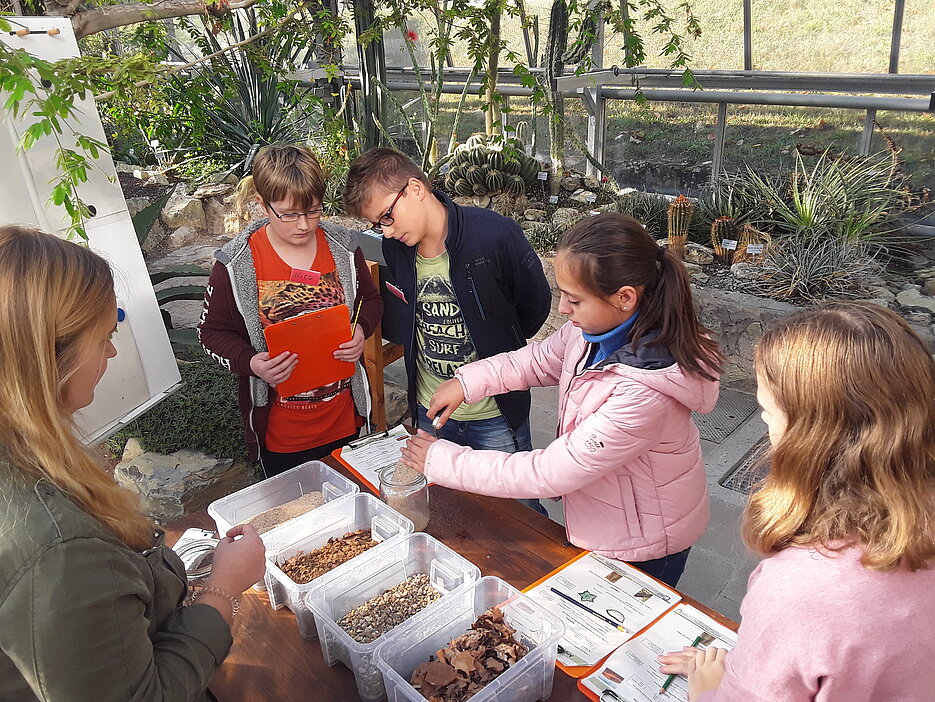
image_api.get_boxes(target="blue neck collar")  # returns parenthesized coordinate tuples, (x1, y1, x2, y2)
(582, 312, 640, 366)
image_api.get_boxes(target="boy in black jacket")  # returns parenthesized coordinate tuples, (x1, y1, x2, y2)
(344, 148, 551, 511)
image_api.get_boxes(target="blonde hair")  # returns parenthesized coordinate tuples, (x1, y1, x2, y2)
(234, 144, 327, 214)
(745, 302, 935, 571)
(343, 147, 431, 216)
(0, 226, 154, 550)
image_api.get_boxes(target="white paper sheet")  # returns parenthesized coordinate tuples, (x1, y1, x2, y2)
(580, 604, 737, 702)
(337, 425, 410, 492)
(525, 553, 682, 667)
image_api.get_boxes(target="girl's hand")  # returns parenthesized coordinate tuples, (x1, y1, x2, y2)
(250, 351, 298, 386)
(428, 378, 466, 430)
(334, 325, 366, 363)
(206, 524, 266, 594)
(400, 430, 438, 473)
(658, 647, 727, 701)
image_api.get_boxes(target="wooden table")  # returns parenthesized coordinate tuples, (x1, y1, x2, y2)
(166, 460, 736, 701)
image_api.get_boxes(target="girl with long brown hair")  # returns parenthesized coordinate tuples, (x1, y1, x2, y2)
(402, 213, 724, 586)
(659, 302, 935, 700)
(0, 226, 265, 700)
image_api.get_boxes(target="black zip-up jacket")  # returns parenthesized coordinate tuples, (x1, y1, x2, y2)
(381, 191, 552, 432)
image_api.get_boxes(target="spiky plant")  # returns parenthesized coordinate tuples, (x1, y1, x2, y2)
(667, 195, 694, 259)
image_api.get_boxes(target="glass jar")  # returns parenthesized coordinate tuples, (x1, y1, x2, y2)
(379, 463, 430, 531)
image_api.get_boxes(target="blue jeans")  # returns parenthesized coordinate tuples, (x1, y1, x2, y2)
(416, 405, 547, 515)
(628, 547, 692, 588)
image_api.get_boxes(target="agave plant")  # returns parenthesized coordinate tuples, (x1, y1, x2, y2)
(616, 191, 672, 239)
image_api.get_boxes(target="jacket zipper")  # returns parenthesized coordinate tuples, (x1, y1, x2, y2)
(465, 265, 487, 321)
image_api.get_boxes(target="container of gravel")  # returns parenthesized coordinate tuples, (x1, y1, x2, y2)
(262, 493, 414, 639)
(305, 533, 481, 701)
(208, 461, 359, 590)
(375, 577, 564, 702)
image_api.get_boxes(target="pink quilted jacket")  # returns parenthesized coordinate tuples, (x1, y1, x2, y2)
(424, 321, 719, 562)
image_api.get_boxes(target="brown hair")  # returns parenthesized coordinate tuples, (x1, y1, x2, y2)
(234, 144, 326, 212)
(746, 302, 935, 571)
(343, 147, 431, 216)
(557, 213, 723, 380)
(0, 226, 154, 550)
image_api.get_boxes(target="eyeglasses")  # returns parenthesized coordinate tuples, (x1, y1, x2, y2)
(370, 184, 408, 233)
(266, 202, 323, 223)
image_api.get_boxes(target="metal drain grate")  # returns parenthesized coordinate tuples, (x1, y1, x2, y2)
(692, 388, 760, 443)
(719, 436, 771, 494)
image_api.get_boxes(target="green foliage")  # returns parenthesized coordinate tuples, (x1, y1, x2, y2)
(443, 133, 540, 197)
(616, 190, 672, 238)
(131, 191, 173, 244)
(107, 351, 250, 462)
(523, 221, 564, 254)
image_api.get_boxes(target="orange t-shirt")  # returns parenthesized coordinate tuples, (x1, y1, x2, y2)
(250, 226, 358, 452)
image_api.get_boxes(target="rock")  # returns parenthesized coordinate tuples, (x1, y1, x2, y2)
(168, 226, 199, 248)
(583, 175, 602, 190)
(855, 298, 892, 308)
(141, 220, 168, 256)
(901, 282, 922, 292)
(114, 162, 137, 174)
(552, 207, 584, 229)
(691, 272, 709, 285)
(143, 170, 170, 185)
(908, 312, 932, 326)
(524, 209, 547, 222)
(148, 244, 218, 273)
(192, 183, 235, 199)
(896, 289, 935, 314)
(569, 188, 598, 205)
(513, 194, 529, 212)
(868, 286, 896, 303)
(490, 193, 515, 215)
(922, 280, 935, 297)
(471, 195, 491, 208)
(684, 243, 715, 265)
(160, 184, 206, 233)
(683, 261, 702, 274)
(114, 449, 258, 522)
(597, 201, 619, 213)
(125, 196, 152, 217)
(560, 175, 581, 192)
(452, 195, 474, 207)
(730, 262, 760, 280)
(121, 437, 145, 462)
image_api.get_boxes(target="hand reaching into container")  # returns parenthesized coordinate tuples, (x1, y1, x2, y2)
(400, 430, 438, 474)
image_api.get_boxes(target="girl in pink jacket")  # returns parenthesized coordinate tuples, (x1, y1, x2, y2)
(402, 213, 724, 586)
(659, 303, 935, 701)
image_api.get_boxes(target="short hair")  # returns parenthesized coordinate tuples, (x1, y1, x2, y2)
(245, 144, 327, 211)
(343, 148, 431, 216)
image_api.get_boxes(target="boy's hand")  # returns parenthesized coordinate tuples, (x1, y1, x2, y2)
(658, 647, 727, 701)
(334, 326, 365, 363)
(428, 378, 466, 430)
(250, 351, 298, 386)
(400, 430, 438, 473)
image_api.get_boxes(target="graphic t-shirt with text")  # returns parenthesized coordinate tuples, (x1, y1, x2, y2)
(414, 251, 499, 421)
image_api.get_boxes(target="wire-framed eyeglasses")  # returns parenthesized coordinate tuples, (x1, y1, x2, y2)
(266, 202, 324, 223)
(370, 184, 408, 233)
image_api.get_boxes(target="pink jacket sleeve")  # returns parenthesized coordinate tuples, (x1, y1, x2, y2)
(455, 323, 573, 404)
(424, 379, 673, 498)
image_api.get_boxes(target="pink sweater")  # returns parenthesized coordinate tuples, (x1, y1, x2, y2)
(698, 545, 935, 702)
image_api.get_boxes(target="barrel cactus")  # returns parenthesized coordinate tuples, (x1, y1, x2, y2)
(666, 195, 694, 260)
(444, 135, 541, 198)
(710, 216, 737, 265)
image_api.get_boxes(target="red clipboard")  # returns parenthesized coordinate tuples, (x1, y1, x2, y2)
(262, 304, 355, 397)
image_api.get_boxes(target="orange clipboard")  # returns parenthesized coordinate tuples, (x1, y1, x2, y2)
(523, 551, 683, 679)
(262, 304, 355, 398)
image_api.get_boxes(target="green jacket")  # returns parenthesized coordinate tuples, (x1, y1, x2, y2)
(0, 466, 232, 701)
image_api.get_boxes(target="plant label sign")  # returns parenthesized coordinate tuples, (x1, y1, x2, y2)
(538, 171, 549, 181)
(585, 193, 597, 203)
(589, 210, 601, 216)
(439, 164, 451, 174)
(746, 243, 765, 255)
(548, 195, 559, 204)
(721, 239, 739, 251)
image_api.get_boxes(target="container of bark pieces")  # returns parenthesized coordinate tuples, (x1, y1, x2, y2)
(207, 461, 359, 589)
(375, 576, 564, 702)
(304, 533, 481, 701)
(262, 493, 414, 639)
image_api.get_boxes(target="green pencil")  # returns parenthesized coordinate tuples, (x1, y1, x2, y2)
(659, 634, 704, 694)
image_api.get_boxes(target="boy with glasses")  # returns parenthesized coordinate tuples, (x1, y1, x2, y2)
(344, 148, 551, 512)
(199, 144, 383, 475)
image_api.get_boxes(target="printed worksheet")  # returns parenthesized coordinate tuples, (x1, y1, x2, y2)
(335, 425, 409, 493)
(580, 604, 737, 702)
(526, 553, 681, 669)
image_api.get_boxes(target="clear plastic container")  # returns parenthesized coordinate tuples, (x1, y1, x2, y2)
(207, 461, 359, 589)
(379, 466, 430, 531)
(304, 533, 482, 701)
(262, 493, 414, 640)
(375, 576, 564, 702)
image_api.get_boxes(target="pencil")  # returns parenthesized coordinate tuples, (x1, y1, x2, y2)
(350, 299, 363, 336)
(659, 634, 704, 694)
(549, 587, 627, 633)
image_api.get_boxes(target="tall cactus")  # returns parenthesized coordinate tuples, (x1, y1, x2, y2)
(667, 195, 694, 259)
(710, 216, 737, 265)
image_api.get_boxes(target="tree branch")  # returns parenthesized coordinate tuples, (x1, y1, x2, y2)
(69, 0, 258, 39)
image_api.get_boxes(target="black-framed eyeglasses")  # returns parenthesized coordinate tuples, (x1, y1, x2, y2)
(370, 184, 408, 233)
(266, 202, 324, 223)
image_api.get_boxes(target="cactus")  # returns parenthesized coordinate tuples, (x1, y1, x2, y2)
(734, 224, 771, 265)
(444, 135, 541, 198)
(667, 195, 694, 259)
(710, 217, 737, 265)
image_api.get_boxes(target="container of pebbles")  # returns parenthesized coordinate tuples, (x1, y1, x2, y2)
(262, 493, 414, 639)
(375, 576, 564, 702)
(208, 461, 359, 589)
(304, 533, 481, 701)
